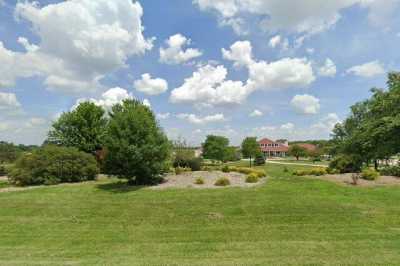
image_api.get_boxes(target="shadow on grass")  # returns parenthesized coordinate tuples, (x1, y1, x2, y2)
(96, 181, 145, 193)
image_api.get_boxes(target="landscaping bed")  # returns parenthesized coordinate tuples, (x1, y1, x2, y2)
(313, 173, 400, 187)
(151, 171, 265, 190)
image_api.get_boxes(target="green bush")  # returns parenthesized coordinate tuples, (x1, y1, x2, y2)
(380, 166, 400, 177)
(8, 146, 99, 186)
(188, 158, 202, 171)
(361, 168, 380, 181)
(235, 167, 253, 175)
(328, 155, 362, 174)
(194, 177, 205, 185)
(175, 167, 191, 175)
(246, 173, 259, 183)
(293, 168, 327, 176)
(327, 167, 340, 174)
(222, 165, 230, 173)
(214, 177, 230, 186)
(0, 165, 7, 176)
(254, 153, 265, 166)
(283, 166, 289, 173)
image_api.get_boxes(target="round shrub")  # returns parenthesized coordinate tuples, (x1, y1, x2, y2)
(310, 168, 327, 176)
(246, 173, 259, 183)
(361, 168, 380, 181)
(328, 155, 362, 174)
(254, 153, 265, 166)
(252, 170, 266, 178)
(194, 177, 205, 185)
(222, 165, 230, 173)
(293, 170, 307, 176)
(9, 146, 99, 186)
(188, 158, 202, 171)
(380, 166, 400, 177)
(214, 177, 230, 186)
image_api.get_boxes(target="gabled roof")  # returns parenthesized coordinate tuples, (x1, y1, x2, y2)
(258, 138, 275, 144)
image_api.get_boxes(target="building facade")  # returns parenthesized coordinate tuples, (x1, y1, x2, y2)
(258, 138, 289, 158)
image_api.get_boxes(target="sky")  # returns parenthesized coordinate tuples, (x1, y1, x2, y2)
(0, 0, 399, 146)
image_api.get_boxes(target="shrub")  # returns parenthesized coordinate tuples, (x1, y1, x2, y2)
(328, 155, 362, 174)
(254, 153, 265, 166)
(214, 177, 230, 186)
(327, 168, 340, 174)
(188, 158, 202, 171)
(361, 168, 380, 181)
(293, 170, 308, 176)
(222, 165, 230, 173)
(8, 146, 99, 186)
(0, 165, 7, 176)
(380, 166, 400, 177)
(283, 166, 289, 173)
(252, 170, 266, 178)
(246, 173, 259, 183)
(175, 167, 191, 175)
(235, 167, 254, 175)
(194, 177, 205, 185)
(310, 168, 327, 176)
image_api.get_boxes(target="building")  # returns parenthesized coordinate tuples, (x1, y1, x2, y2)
(258, 138, 289, 158)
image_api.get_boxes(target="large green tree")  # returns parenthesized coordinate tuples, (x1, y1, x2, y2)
(202, 135, 229, 162)
(241, 137, 261, 167)
(288, 145, 307, 161)
(104, 99, 171, 185)
(47, 102, 107, 154)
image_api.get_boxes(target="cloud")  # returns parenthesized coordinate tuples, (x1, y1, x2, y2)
(1, 0, 152, 93)
(74, 87, 133, 111)
(291, 94, 320, 115)
(311, 113, 341, 132)
(222, 40, 254, 67)
(346, 60, 385, 78)
(269, 35, 289, 50)
(143, 99, 151, 108)
(177, 113, 226, 125)
(0, 92, 21, 110)
(156, 113, 170, 120)
(318, 58, 337, 77)
(170, 64, 250, 106)
(194, 0, 400, 37)
(134, 73, 168, 95)
(246, 57, 315, 91)
(249, 109, 263, 117)
(159, 34, 202, 65)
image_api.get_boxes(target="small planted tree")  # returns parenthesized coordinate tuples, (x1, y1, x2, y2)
(104, 99, 171, 185)
(241, 137, 261, 167)
(288, 145, 307, 161)
(254, 152, 265, 166)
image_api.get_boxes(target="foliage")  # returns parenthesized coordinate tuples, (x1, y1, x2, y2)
(175, 167, 191, 175)
(293, 168, 327, 176)
(225, 146, 241, 162)
(47, 102, 107, 154)
(0, 165, 7, 176)
(361, 168, 380, 181)
(202, 159, 223, 166)
(226, 166, 266, 178)
(288, 145, 308, 161)
(379, 165, 400, 177)
(194, 177, 205, 185)
(214, 177, 230, 186)
(202, 135, 230, 162)
(0, 142, 38, 164)
(8, 146, 99, 186)
(328, 155, 362, 174)
(241, 137, 261, 167)
(172, 138, 198, 170)
(201, 166, 220, 172)
(222, 165, 230, 173)
(246, 173, 259, 183)
(103, 100, 171, 185)
(331, 73, 400, 169)
(254, 153, 265, 166)
(283, 166, 289, 173)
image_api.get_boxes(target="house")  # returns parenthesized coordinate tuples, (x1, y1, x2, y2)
(258, 138, 289, 158)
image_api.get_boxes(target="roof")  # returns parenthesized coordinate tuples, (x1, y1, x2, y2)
(258, 138, 289, 152)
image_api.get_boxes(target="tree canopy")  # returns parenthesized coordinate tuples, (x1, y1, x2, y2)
(288, 145, 307, 161)
(104, 99, 171, 185)
(47, 102, 107, 154)
(202, 135, 229, 162)
(241, 137, 261, 167)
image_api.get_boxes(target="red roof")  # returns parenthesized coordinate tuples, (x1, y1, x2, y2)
(258, 138, 289, 152)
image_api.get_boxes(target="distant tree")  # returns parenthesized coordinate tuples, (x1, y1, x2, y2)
(202, 135, 229, 162)
(0, 142, 19, 163)
(47, 102, 107, 154)
(225, 146, 241, 162)
(104, 99, 171, 185)
(288, 145, 308, 161)
(241, 137, 261, 167)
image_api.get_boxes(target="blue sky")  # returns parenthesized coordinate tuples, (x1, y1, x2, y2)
(0, 0, 399, 145)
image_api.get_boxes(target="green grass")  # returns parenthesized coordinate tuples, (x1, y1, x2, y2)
(0, 181, 9, 189)
(0, 164, 400, 265)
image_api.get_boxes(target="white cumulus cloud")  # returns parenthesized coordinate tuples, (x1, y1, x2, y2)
(177, 113, 226, 125)
(318, 58, 337, 77)
(159, 34, 202, 65)
(291, 94, 321, 115)
(74, 87, 133, 111)
(0, 92, 21, 110)
(222, 40, 254, 67)
(134, 73, 168, 95)
(346, 60, 385, 78)
(249, 109, 263, 117)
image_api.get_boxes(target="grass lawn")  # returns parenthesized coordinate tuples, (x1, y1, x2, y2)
(1, 164, 400, 265)
(0, 181, 9, 189)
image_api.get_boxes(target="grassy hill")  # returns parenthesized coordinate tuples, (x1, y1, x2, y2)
(1, 164, 399, 265)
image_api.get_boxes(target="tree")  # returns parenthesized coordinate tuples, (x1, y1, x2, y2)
(202, 135, 229, 162)
(47, 102, 107, 154)
(241, 137, 261, 167)
(254, 153, 265, 166)
(288, 145, 307, 161)
(225, 146, 241, 162)
(104, 99, 171, 185)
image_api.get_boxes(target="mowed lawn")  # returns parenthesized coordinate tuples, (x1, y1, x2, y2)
(1, 164, 400, 265)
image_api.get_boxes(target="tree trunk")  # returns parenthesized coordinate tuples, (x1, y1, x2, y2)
(374, 160, 379, 171)
(296, 156, 299, 161)
(249, 156, 252, 168)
